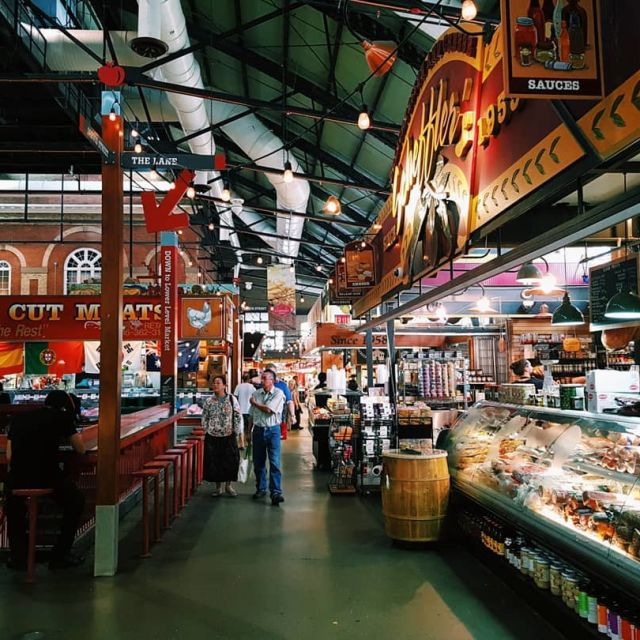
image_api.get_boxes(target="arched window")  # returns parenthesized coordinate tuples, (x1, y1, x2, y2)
(0, 260, 10, 295)
(64, 248, 102, 293)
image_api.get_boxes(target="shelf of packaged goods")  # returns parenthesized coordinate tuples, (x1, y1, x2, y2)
(564, 459, 640, 486)
(451, 475, 640, 596)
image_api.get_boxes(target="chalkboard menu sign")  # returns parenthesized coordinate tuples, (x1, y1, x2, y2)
(590, 254, 640, 330)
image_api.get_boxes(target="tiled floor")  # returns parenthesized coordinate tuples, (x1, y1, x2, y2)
(0, 427, 565, 640)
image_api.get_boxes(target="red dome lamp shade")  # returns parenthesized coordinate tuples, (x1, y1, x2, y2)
(361, 41, 397, 77)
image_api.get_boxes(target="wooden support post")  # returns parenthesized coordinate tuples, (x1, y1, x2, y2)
(94, 110, 124, 577)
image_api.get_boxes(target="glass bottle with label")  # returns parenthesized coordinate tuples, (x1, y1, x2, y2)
(568, 12, 585, 69)
(558, 20, 570, 61)
(562, 0, 588, 46)
(527, 0, 546, 46)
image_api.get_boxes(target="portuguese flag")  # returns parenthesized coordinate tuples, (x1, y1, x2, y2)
(0, 342, 23, 375)
(25, 341, 84, 375)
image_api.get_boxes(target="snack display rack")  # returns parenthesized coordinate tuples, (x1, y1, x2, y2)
(446, 401, 640, 594)
(356, 396, 394, 492)
(328, 414, 356, 494)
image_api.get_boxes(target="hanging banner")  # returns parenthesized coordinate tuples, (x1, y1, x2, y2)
(344, 241, 376, 289)
(0, 342, 23, 375)
(84, 341, 144, 374)
(500, 0, 604, 100)
(179, 297, 224, 339)
(160, 232, 178, 407)
(25, 341, 84, 375)
(0, 296, 162, 341)
(267, 265, 296, 331)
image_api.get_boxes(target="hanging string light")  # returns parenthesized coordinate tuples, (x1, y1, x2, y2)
(283, 161, 293, 183)
(323, 195, 341, 215)
(221, 184, 231, 202)
(461, 0, 478, 21)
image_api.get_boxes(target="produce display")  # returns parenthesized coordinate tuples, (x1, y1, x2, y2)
(448, 402, 640, 568)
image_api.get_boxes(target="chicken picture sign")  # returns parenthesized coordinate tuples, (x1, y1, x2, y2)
(179, 297, 224, 339)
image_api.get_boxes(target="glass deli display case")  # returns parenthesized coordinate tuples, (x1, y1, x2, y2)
(447, 401, 640, 594)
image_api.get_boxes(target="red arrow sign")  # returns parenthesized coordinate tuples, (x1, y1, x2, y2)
(141, 169, 195, 233)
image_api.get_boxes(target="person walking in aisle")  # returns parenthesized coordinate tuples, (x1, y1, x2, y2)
(202, 376, 245, 497)
(249, 370, 286, 506)
(264, 364, 295, 430)
(288, 376, 302, 430)
(234, 372, 255, 442)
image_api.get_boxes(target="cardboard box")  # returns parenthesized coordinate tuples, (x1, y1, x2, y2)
(586, 391, 640, 413)
(586, 370, 640, 393)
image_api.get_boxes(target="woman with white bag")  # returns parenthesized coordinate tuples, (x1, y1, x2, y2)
(202, 375, 245, 497)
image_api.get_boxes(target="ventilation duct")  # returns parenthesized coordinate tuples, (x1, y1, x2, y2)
(25, 0, 310, 261)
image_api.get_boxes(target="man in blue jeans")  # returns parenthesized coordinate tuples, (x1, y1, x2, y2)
(249, 370, 286, 506)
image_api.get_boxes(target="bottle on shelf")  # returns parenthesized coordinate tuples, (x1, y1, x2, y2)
(558, 20, 570, 61)
(528, 0, 546, 46)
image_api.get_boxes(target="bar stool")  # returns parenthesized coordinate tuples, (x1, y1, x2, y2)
(184, 433, 205, 486)
(155, 452, 181, 519)
(12, 488, 53, 583)
(131, 468, 161, 558)
(166, 446, 191, 508)
(143, 460, 172, 531)
(173, 441, 197, 499)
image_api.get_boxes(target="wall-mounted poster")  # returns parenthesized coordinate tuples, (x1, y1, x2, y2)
(501, 0, 604, 99)
(179, 297, 224, 339)
(344, 241, 376, 289)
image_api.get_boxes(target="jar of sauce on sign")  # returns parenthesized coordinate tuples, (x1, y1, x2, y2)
(515, 17, 537, 63)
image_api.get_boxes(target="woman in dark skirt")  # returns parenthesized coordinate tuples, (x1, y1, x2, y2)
(202, 375, 245, 497)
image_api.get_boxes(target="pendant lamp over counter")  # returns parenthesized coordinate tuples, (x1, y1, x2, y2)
(551, 248, 584, 326)
(604, 290, 640, 319)
(516, 261, 543, 285)
(551, 293, 584, 326)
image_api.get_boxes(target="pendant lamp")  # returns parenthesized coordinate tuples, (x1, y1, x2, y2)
(361, 41, 397, 76)
(516, 261, 543, 285)
(551, 293, 584, 326)
(552, 248, 584, 326)
(604, 290, 640, 319)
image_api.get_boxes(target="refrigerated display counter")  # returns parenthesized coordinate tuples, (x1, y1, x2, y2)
(446, 401, 640, 595)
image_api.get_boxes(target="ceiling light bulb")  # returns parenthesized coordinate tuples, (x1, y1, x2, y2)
(257, 256, 263, 265)
(109, 108, 116, 122)
(357, 105, 371, 130)
(289, 265, 295, 273)
(328, 278, 334, 284)
(283, 161, 293, 183)
(316, 265, 322, 272)
(324, 195, 341, 215)
(131, 129, 139, 138)
(186, 186, 196, 199)
(208, 222, 214, 231)
(461, 0, 477, 21)
(300, 296, 305, 303)
(221, 186, 231, 202)
(360, 240, 366, 248)
(188, 261, 193, 267)
(341, 256, 346, 263)
(177, 230, 183, 235)
(134, 143, 142, 154)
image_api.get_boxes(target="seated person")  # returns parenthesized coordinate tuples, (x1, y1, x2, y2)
(5, 390, 86, 570)
(0, 381, 11, 404)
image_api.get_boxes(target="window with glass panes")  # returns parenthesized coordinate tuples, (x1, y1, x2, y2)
(243, 312, 284, 351)
(64, 248, 102, 293)
(0, 260, 10, 295)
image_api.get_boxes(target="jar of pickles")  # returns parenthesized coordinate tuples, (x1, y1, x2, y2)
(534, 555, 550, 590)
(549, 562, 563, 596)
(561, 572, 578, 609)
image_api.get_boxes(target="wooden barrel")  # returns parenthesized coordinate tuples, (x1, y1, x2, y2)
(381, 450, 450, 542)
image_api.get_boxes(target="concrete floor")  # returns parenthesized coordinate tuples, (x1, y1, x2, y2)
(0, 429, 566, 640)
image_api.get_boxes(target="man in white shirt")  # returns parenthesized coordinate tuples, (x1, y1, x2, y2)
(249, 370, 286, 506)
(234, 372, 256, 442)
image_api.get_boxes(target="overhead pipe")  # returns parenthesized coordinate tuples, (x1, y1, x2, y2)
(24, 0, 310, 260)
